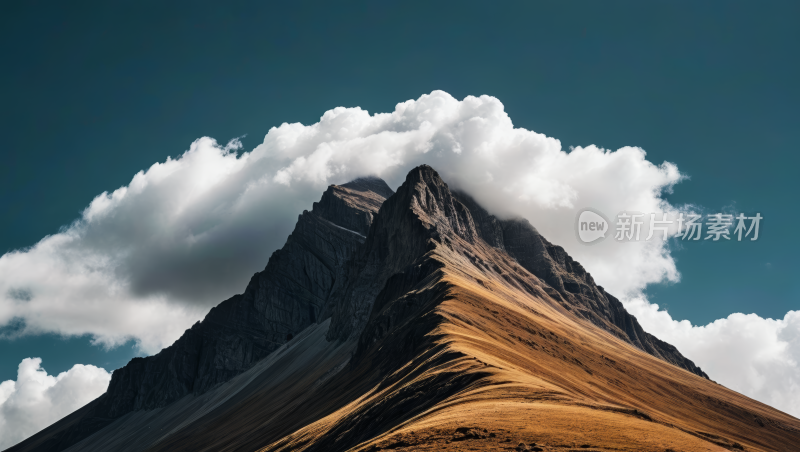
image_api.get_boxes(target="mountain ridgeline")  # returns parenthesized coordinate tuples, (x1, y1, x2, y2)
(11, 165, 799, 452)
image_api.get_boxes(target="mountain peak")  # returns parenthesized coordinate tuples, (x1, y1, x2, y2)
(325, 165, 481, 341)
(14, 166, 797, 452)
(401, 164, 479, 244)
(340, 175, 394, 199)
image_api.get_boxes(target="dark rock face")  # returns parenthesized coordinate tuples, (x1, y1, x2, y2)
(452, 189, 505, 250)
(453, 191, 708, 378)
(326, 165, 479, 342)
(91, 178, 394, 418)
(313, 177, 392, 236)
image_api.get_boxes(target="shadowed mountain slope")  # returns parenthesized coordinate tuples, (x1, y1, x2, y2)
(6, 177, 392, 452)
(9, 166, 799, 452)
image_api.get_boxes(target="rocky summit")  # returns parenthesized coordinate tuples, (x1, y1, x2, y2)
(9, 166, 800, 452)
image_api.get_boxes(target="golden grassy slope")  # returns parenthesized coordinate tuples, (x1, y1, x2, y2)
(257, 241, 800, 452)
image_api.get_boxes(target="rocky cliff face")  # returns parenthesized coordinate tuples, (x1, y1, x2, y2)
(92, 177, 394, 418)
(326, 166, 480, 342)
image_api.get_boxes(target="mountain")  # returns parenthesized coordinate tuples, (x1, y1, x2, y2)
(8, 166, 800, 452)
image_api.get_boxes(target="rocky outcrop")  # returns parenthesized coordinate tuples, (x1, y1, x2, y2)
(326, 166, 479, 342)
(312, 177, 392, 236)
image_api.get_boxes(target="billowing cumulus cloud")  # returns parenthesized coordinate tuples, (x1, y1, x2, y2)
(0, 358, 111, 449)
(0, 90, 797, 417)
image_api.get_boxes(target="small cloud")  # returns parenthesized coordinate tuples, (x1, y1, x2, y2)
(0, 358, 111, 449)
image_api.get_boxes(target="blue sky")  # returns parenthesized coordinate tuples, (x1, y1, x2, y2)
(0, 0, 797, 409)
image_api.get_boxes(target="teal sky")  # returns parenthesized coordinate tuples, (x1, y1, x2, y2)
(1, 1, 798, 382)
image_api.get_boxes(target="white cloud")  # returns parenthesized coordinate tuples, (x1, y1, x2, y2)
(0, 90, 797, 418)
(625, 299, 800, 417)
(0, 358, 111, 450)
